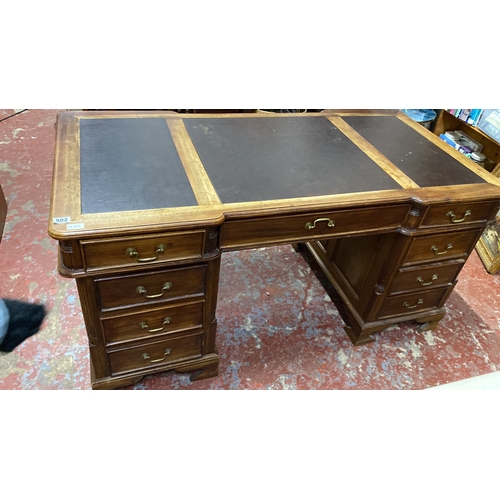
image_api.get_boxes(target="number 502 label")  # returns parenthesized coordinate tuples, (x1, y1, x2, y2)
(53, 216, 71, 224)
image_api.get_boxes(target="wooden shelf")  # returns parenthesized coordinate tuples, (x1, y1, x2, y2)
(432, 110, 500, 171)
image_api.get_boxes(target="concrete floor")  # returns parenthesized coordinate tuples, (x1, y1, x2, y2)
(2, 109, 500, 390)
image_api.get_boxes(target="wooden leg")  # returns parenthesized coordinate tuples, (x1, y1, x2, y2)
(186, 363, 219, 382)
(415, 310, 446, 333)
(92, 374, 145, 390)
(175, 353, 220, 382)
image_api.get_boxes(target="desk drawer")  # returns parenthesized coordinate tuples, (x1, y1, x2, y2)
(378, 287, 450, 320)
(82, 230, 205, 271)
(102, 301, 204, 344)
(389, 261, 463, 295)
(403, 229, 482, 266)
(96, 265, 206, 310)
(421, 201, 497, 228)
(107, 333, 202, 375)
(221, 204, 411, 249)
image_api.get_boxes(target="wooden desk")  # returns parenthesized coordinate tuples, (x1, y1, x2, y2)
(49, 110, 500, 390)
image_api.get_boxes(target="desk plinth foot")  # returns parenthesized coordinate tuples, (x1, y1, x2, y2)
(344, 308, 448, 346)
(344, 326, 376, 346)
(415, 310, 446, 333)
(92, 375, 146, 390)
(90, 353, 220, 389)
(174, 353, 220, 382)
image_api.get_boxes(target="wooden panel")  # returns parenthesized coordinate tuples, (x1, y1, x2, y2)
(183, 116, 402, 203)
(389, 261, 464, 295)
(82, 230, 205, 271)
(421, 201, 498, 228)
(221, 204, 411, 249)
(330, 234, 382, 297)
(378, 287, 451, 319)
(403, 229, 482, 266)
(107, 333, 202, 375)
(96, 265, 206, 310)
(101, 301, 204, 344)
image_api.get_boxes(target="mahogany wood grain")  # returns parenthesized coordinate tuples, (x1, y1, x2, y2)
(81, 230, 205, 271)
(220, 204, 412, 250)
(403, 229, 483, 266)
(101, 300, 204, 345)
(96, 265, 206, 311)
(389, 261, 464, 295)
(378, 287, 452, 319)
(107, 333, 203, 375)
(420, 200, 498, 228)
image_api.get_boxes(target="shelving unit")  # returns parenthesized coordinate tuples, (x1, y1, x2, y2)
(432, 110, 500, 173)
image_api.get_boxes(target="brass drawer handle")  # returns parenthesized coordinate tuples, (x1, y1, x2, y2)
(305, 218, 335, 230)
(142, 348, 172, 363)
(446, 210, 471, 223)
(139, 317, 172, 333)
(136, 282, 173, 299)
(126, 244, 167, 262)
(416, 274, 438, 286)
(431, 243, 453, 255)
(403, 298, 424, 309)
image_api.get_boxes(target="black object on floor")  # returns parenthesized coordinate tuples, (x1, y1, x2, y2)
(0, 300, 46, 352)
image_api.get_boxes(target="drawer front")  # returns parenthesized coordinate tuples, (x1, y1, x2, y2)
(102, 301, 204, 344)
(96, 265, 206, 310)
(378, 287, 451, 320)
(389, 261, 463, 295)
(421, 201, 497, 228)
(220, 204, 411, 249)
(107, 334, 202, 375)
(82, 230, 206, 271)
(403, 229, 482, 266)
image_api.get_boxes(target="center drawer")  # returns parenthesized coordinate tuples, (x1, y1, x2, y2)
(81, 230, 206, 271)
(101, 300, 204, 345)
(220, 204, 411, 249)
(96, 265, 206, 310)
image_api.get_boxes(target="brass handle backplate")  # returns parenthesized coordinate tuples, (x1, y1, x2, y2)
(126, 244, 167, 262)
(416, 274, 438, 286)
(142, 348, 172, 363)
(403, 298, 424, 309)
(139, 317, 172, 333)
(136, 282, 173, 299)
(305, 218, 335, 230)
(446, 210, 471, 223)
(431, 243, 453, 255)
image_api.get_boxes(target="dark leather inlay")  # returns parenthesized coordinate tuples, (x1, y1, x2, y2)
(343, 115, 485, 187)
(79, 118, 197, 214)
(183, 116, 401, 203)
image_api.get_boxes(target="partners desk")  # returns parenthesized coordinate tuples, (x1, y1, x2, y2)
(49, 110, 500, 390)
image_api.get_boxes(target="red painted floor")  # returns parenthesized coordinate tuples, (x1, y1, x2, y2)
(1, 109, 500, 390)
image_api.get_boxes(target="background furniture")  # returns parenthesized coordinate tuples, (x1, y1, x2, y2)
(432, 109, 500, 172)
